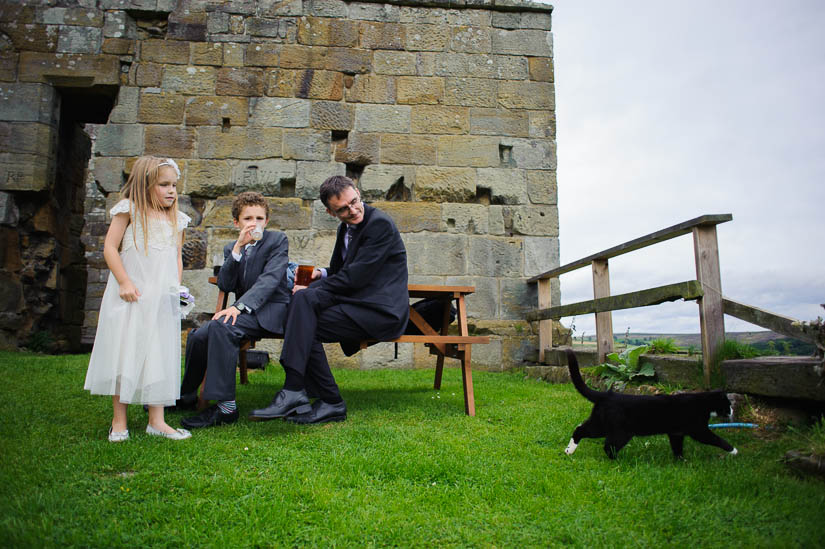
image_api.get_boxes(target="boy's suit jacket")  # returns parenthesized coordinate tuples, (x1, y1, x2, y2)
(217, 230, 290, 334)
(315, 203, 409, 343)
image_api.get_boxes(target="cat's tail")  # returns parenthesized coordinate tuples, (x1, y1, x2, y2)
(565, 349, 603, 403)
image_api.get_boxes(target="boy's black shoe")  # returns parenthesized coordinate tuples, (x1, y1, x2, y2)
(180, 405, 239, 429)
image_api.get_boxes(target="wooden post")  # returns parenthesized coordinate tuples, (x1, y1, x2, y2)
(693, 225, 725, 387)
(592, 259, 614, 363)
(537, 278, 553, 362)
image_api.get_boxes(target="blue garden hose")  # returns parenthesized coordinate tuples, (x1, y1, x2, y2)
(709, 422, 757, 429)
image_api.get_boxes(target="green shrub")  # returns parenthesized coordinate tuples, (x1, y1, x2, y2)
(593, 345, 653, 390)
(648, 338, 680, 354)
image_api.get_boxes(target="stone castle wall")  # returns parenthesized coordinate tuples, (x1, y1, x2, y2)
(0, 0, 560, 369)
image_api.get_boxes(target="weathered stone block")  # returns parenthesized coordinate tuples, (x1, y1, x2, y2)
(723, 357, 825, 401)
(145, 125, 195, 158)
(349, 2, 401, 22)
(501, 137, 556, 170)
(295, 70, 344, 100)
(523, 236, 558, 278)
(373, 51, 417, 75)
(297, 16, 359, 47)
(498, 81, 554, 110)
(399, 6, 448, 25)
(397, 76, 443, 105)
(283, 228, 337, 266)
(0, 122, 56, 157)
(216, 67, 264, 96)
(161, 65, 217, 95)
(244, 42, 280, 66)
(2, 23, 57, 53)
(249, 97, 310, 128)
(182, 228, 207, 269)
(491, 11, 520, 29)
(492, 29, 553, 57)
(265, 69, 299, 97)
(134, 63, 162, 87)
(403, 232, 466, 275)
(223, 43, 245, 67)
(359, 21, 405, 50)
(526, 170, 557, 204)
(443, 77, 497, 108)
(415, 166, 475, 202)
(0, 192, 19, 227)
(519, 12, 553, 31)
(185, 96, 248, 126)
(103, 10, 135, 40)
(232, 159, 297, 196)
(332, 47, 374, 73)
(57, 26, 102, 54)
(444, 275, 498, 318)
(106, 86, 137, 124)
(359, 341, 413, 370)
(405, 24, 449, 51)
(95, 124, 144, 156)
(207, 11, 230, 34)
(469, 236, 522, 277)
(528, 110, 555, 138)
(470, 108, 528, 137)
(354, 104, 411, 133)
(184, 160, 233, 197)
(93, 156, 125, 193)
(0, 51, 17, 82)
(138, 93, 185, 124)
(411, 105, 468, 135)
(102, 38, 135, 55)
(437, 136, 499, 168)
(641, 355, 703, 388)
(283, 129, 332, 161)
(511, 205, 558, 236)
(18, 52, 120, 85)
(259, 0, 304, 17)
(380, 134, 436, 165)
(191, 42, 223, 65)
(477, 168, 527, 204)
(529, 57, 554, 82)
(310, 101, 354, 130)
(140, 39, 190, 64)
(334, 133, 379, 165)
(202, 197, 239, 228)
(451, 26, 491, 54)
(247, 18, 297, 41)
(278, 45, 328, 70)
(371, 201, 440, 232)
(197, 127, 283, 159)
(266, 198, 312, 230)
(296, 161, 345, 199)
(359, 164, 411, 200)
(0, 152, 52, 191)
(442, 203, 488, 234)
(499, 276, 536, 320)
(346, 74, 396, 104)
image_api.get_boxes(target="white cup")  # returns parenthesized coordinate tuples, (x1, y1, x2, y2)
(251, 222, 264, 241)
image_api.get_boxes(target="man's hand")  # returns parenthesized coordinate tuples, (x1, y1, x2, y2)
(118, 280, 141, 302)
(213, 306, 241, 325)
(292, 284, 307, 295)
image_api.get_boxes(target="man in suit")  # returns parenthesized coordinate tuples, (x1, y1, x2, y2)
(179, 192, 292, 429)
(249, 176, 409, 424)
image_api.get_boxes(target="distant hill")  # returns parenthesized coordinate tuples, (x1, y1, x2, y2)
(578, 331, 816, 356)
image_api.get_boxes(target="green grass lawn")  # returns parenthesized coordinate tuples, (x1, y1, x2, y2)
(1, 350, 823, 547)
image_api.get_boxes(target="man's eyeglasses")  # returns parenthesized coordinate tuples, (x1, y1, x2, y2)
(333, 196, 361, 216)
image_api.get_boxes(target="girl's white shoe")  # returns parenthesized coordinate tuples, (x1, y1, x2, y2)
(108, 427, 129, 442)
(146, 424, 192, 440)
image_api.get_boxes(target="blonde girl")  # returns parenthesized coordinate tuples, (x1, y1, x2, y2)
(85, 156, 192, 441)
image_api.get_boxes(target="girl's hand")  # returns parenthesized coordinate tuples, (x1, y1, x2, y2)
(119, 280, 141, 302)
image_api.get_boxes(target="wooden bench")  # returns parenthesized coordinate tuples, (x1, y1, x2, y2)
(205, 280, 489, 416)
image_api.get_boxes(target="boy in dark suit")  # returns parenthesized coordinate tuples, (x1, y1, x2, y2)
(179, 192, 291, 429)
(250, 176, 409, 424)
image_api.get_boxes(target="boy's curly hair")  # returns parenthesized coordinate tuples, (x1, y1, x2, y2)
(231, 191, 269, 220)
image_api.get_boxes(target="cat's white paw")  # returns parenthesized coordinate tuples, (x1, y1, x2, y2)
(729, 447, 738, 456)
(565, 438, 578, 455)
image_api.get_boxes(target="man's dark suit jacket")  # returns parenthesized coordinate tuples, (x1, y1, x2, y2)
(314, 203, 409, 347)
(217, 230, 290, 334)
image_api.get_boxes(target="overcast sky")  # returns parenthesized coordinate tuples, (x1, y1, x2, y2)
(543, 0, 825, 336)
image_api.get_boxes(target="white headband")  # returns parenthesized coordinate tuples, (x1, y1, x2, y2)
(156, 159, 181, 179)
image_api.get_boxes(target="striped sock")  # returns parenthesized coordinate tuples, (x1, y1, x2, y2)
(217, 400, 237, 414)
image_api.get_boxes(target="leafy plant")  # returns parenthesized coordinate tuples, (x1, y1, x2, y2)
(789, 416, 825, 457)
(593, 344, 654, 390)
(24, 330, 54, 353)
(649, 337, 680, 354)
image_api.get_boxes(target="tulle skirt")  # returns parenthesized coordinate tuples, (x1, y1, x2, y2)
(84, 246, 182, 406)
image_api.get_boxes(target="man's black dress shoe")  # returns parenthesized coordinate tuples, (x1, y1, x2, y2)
(180, 404, 239, 429)
(142, 393, 198, 413)
(285, 399, 347, 425)
(248, 389, 311, 421)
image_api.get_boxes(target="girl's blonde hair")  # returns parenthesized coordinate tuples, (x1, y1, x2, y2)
(121, 156, 180, 252)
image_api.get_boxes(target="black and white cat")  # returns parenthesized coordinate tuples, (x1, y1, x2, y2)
(564, 350, 738, 459)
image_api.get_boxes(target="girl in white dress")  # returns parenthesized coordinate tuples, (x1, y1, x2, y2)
(85, 156, 192, 442)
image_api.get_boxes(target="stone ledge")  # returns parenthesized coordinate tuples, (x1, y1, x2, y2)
(723, 356, 825, 401)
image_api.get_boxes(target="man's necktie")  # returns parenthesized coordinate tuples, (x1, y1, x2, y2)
(342, 226, 354, 260)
